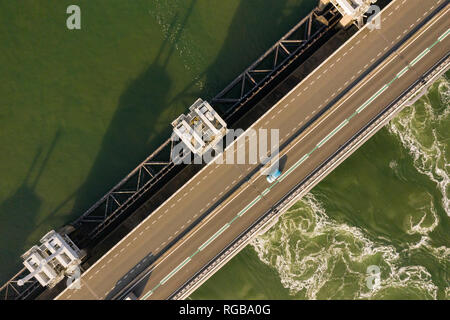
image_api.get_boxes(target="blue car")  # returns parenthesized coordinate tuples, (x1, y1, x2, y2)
(266, 168, 282, 183)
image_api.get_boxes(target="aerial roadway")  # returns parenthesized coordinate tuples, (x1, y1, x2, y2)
(56, 0, 450, 300)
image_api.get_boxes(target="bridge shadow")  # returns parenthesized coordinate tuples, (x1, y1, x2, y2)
(70, 63, 172, 217)
(170, 0, 317, 109)
(67, 0, 198, 227)
(0, 130, 62, 283)
(1, 0, 314, 289)
(69, 58, 173, 223)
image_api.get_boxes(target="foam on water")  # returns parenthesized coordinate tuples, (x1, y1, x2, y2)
(407, 196, 439, 236)
(251, 194, 439, 299)
(387, 76, 449, 277)
(406, 196, 449, 266)
(388, 76, 450, 216)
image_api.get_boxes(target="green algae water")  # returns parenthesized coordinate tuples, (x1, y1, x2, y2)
(0, 1, 448, 300)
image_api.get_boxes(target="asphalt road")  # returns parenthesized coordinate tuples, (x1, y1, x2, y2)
(56, 0, 450, 300)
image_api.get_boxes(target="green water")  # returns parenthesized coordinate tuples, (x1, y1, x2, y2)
(0, 1, 448, 300)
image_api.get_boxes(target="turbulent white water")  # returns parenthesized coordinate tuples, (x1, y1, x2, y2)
(388, 76, 450, 216)
(251, 75, 449, 300)
(251, 194, 440, 299)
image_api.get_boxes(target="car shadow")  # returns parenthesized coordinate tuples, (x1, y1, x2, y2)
(105, 251, 156, 300)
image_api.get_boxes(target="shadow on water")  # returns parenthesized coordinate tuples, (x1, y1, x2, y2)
(0, 129, 61, 281)
(68, 1, 199, 220)
(69, 64, 172, 216)
(205, 0, 312, 95)
(1, 3, 186, 282)
(171, 0, 316, 105)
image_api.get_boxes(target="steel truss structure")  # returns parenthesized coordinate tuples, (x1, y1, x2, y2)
(0, 268, 41, 300)
(74, 139, 176, 240)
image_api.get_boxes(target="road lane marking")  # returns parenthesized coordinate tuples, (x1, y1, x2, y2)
(159, 257, 191, 286)
(396, 66, 409, 78)
(237, 195, 262, 217)
(410, 48, 431, 66)
(90, 3, 436, 300)
(317, 119, 349, 148)
(438, 28, 450, 41)
(356, 84, 389, 113)
(198, 224, 230, 251)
